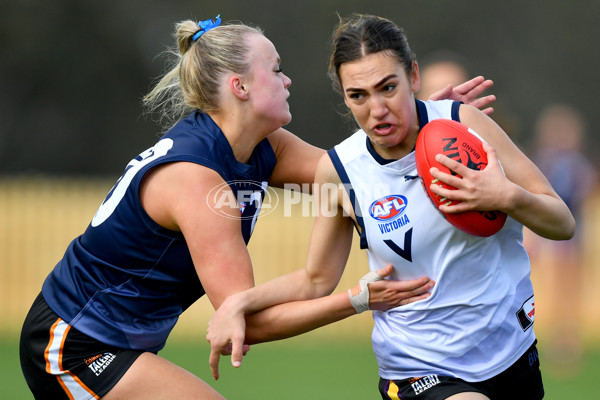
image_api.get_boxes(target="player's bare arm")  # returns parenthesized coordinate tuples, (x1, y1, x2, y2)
(430, 105, 575, 240)
(207, 263, 433, 380)
(267, 128, 325, 191)
(140, 162, 256, 308)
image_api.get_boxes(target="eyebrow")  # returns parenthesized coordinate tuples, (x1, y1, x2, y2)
(345, 74, 397, 93)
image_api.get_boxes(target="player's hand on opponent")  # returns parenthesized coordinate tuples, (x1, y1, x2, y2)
(428, 76, 496, 115)
(429, 142, 510, 214)
(349, 265, 435, 313)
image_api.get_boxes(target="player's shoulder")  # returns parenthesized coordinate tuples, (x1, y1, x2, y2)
(316, 152, 342, 185)
(458, 103, 485, 122)
(458, 103, 511, 147)
(266, 128, 300, 156)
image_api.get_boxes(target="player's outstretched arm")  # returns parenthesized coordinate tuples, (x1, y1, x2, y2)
(207, 265, 434, 380)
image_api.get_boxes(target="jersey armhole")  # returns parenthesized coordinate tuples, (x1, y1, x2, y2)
(327, 148, 369, 249)
(451, 100, 462, 122)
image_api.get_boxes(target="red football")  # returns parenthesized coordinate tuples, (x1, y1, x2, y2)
(415, 119, 507, 237)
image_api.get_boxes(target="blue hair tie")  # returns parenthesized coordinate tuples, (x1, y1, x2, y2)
(192, 14, 221, 42)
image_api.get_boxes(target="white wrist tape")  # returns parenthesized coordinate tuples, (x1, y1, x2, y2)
(348, 271, 385, 314)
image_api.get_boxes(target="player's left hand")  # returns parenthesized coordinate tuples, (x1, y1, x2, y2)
(363, 265, 435, 311)
(428, 76, 496, 115)
(429, 142, 510, 214)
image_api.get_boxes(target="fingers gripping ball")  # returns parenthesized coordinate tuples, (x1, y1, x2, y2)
(348, 271, 385, 314)
(415, 119, 507, 237)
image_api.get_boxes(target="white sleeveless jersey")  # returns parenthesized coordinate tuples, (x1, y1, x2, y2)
(328, 100, 536, 381)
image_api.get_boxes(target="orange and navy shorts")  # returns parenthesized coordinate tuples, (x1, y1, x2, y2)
(378, 341, 544, 400)
(20, 293, 143, 400)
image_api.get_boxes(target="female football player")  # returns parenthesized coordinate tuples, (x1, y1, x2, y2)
(207, 14, 575, 400)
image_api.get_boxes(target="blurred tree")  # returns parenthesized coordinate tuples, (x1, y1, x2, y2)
(0, 0, 597, 175)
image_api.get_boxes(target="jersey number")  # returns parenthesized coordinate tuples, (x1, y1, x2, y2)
(91, 139, 173, 227)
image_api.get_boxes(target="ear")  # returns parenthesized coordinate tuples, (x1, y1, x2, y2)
(410, 61, 421, 93)
(229, 75, 249, 100)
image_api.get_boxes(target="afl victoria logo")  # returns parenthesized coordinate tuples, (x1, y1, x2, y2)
(369, 195, 408, 221)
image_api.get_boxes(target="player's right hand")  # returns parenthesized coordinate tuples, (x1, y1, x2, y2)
(207, 294, 248, 380)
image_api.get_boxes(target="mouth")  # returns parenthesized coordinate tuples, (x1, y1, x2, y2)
(373, 123, 394, 135)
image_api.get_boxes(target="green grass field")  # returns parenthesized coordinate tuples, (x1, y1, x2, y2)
(3, 336, 599, 399)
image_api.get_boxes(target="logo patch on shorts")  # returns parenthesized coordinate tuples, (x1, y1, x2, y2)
(516, 295, 535, 331)
(410, 375, 441, 395)
(85, 352, 117, 377)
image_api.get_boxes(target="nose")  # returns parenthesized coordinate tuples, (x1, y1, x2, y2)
(283, 73, 292, 89)
(370, 95, 388, 118)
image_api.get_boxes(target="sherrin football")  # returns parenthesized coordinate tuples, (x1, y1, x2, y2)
(415, 119, 507, 237)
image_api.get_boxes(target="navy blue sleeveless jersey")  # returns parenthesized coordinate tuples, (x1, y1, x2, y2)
(42, 111, 277, 352)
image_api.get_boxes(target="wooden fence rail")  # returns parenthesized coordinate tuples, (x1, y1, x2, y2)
(2, 177, 599, 345)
